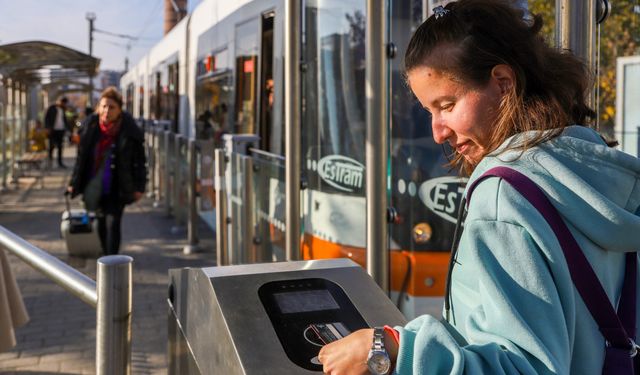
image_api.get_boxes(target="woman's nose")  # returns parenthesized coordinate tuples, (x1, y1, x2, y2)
(431, 115, 451, 144)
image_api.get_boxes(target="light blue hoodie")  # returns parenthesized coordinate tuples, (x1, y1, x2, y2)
(395, 126, 640, 374)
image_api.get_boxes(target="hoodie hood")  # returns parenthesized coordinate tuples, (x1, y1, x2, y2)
(468, 126, 640, 252)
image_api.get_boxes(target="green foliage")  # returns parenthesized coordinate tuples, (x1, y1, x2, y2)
(529, 0, 640, 136)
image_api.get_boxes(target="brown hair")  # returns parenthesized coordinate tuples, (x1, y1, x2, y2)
(405, 0, 595, 175)
(99, 86, 123, 109)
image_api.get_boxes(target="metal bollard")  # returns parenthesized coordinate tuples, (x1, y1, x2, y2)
(153, 128, 162, 207)
(164, 131, 172, 216)
(96, 255, 133, 375)
(1, 102, 6, 191)
(242, 155, 255, 263)
(183, 139, 199, 254)
(173, 135, 184, 227)
(214, 149, 228, 266)
(147, 126, 156, 199)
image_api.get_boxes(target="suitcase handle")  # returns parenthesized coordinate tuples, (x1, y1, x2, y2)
(64, 190, 71, 212)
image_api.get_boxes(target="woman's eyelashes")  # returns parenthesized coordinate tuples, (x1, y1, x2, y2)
(440, 102, 454, 112)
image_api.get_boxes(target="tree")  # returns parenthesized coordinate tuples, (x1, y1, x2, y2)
(529, 0, 640, 137)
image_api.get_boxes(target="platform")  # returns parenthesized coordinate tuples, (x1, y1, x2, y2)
(0, 147, 216, 375)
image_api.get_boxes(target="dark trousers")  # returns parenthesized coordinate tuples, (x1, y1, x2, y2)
(97, 203, 125, 255)
(48, 130, 65, 166)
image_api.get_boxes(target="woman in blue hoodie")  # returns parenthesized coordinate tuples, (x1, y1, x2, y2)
(318, 0, 640, 374)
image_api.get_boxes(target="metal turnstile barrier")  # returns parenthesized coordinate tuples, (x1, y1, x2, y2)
(168, 258, 406, 374)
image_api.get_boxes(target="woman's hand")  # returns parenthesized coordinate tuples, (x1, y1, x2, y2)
(318, 328, 373, 375)
(318, 328, 399, 374)
(133, 192, 143, 202)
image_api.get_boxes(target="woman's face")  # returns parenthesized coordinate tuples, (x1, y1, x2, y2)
(99, 97, 122, 124)
(407, 66, 505, 165)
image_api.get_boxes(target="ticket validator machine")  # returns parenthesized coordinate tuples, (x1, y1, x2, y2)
(168, 259, 407, 374)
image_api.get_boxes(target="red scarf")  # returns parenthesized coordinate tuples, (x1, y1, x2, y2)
(94, 118, 121, 174)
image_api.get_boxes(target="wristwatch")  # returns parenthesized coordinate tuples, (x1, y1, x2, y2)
(367, 327, 391, 375)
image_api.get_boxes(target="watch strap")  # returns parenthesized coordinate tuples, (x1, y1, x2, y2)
(372, 327, 386, 351)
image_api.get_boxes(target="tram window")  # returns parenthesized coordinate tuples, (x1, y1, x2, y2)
(159, 70, 169, 123)
(125, 83, 134, 113)
(259, 11, 278, 154)
(167, 62, 179, 132)
(195, 74, 232, 145)
(388, 0, 464, 252)
(138, 79, 144, 119)
(150, 72, 161, 120)
(234, 18, 260, 135)
(148, 75, 155, 120)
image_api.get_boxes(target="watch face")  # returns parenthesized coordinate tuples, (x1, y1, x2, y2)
(367, 351, 391, 375)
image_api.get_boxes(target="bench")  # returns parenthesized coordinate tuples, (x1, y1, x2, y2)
(14, 152, 47, 188)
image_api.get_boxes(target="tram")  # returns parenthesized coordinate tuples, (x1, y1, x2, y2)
(121, 0, 467, 319)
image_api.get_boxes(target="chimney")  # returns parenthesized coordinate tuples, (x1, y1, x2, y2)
(164, 0, 188, 35)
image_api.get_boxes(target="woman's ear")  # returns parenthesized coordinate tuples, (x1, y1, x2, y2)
(491, 64, 515, 95)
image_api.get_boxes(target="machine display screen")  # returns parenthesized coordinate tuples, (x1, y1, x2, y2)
(273, 289, 340, 314)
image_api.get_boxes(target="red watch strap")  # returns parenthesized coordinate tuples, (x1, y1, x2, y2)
(383, 325, 399, 345)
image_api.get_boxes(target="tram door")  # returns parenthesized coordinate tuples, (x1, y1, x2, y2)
(235, 19, 260, 135)
(298, 0, 466, 320)
(387, 0, 466, 319)
(300, 0, 368, 269)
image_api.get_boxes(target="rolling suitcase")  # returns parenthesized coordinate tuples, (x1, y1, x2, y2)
(60, 193, 102, 258)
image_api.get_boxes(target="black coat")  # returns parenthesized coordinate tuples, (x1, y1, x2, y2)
(44, 104, 70, 131)
(69, 112, 147, 205)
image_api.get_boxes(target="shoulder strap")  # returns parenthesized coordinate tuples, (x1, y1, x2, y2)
(467, 166, 636, 353)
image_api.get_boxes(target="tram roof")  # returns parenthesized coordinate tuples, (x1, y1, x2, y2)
(0, 41, 100, 84)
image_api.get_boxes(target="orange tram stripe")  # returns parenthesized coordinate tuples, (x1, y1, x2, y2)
(302, 234, 450, 297)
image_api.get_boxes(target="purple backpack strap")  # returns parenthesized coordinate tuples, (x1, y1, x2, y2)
(467, 166, 638, 374)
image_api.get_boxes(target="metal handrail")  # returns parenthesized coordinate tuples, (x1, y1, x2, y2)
(0, 225, 132, 375)
(248, 147, 286, 162)
(0, 225, 97, 305)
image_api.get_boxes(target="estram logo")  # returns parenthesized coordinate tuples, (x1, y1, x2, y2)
(418, 176, 467, 224)
(317, 155, 364, 193)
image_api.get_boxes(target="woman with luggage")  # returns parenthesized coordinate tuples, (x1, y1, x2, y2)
(67, 87, 147, 255)
(317, 0, 640, 374)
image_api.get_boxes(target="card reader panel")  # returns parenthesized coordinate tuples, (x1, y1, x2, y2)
(258, 278, 368, 371)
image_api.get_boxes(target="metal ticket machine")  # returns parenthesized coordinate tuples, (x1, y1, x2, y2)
(168, 259, 407, 374)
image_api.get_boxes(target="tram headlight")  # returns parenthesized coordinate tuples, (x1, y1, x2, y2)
(412, 223, 433, 244)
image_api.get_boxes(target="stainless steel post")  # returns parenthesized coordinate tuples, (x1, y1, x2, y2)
(164, 130, 172, 216)
(9, 81, 16, 184)
(556, 0, 597, 107)
(183, 139, 199, 254)
(1, 79, 7, 191)
(18, 85, 25, 158)
(215, 149, 229, 266)
(147, 126, 156, 199)
(241, 155, 255, 263)
(154, 126, 162, 206)
(174, 134, 184, 226)
(365, 0, 389, 292)
(96, 255, 133, 375)
(285, 0, 301, 261)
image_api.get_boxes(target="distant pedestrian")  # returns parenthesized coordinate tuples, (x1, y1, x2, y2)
(67, 87, 147, 255)
(44, 97, 71, 168)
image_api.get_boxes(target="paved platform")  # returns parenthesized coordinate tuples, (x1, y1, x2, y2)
(0, 148, 216, 374)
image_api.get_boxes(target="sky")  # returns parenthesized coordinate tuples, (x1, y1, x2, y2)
(0, 0, 202, 71)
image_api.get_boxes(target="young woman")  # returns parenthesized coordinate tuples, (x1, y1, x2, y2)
(68, 87, 147, 255)
(318, 0, 640, 374)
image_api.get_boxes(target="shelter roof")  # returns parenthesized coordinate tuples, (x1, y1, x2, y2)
(0, 41, 100, 83)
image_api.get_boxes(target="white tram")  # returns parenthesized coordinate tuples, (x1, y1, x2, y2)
(121, 0, 466, 319)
